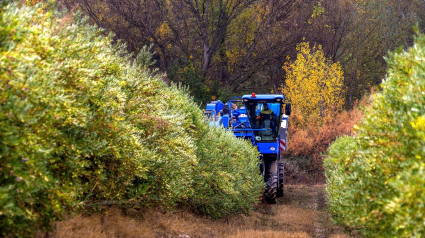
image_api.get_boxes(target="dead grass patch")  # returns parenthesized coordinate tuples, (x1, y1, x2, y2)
(49, 185, 350, 238)
(228, 230, 310, 238)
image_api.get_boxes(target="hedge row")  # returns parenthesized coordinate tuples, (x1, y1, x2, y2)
(325, 31, 425, 237)
(0, 3, 262, 237)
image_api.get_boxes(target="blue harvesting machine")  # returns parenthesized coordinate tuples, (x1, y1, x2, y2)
(204, 93, 291, 204)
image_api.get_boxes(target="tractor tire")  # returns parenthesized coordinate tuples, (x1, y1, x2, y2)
(264, 173, 278, 204)
(277, 162, 284, 197)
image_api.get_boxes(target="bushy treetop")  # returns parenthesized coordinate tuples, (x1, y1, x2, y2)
(325, 31, 425, 237)
(0, 3, 262, 237)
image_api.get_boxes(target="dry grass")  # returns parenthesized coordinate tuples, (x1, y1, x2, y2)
(48, 185, 350, 238)
(228, 230, 310, 238)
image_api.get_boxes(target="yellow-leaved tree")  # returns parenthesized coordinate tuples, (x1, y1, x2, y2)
(283, 42, 345, 127)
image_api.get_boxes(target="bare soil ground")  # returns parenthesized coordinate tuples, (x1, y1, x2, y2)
(48, 185, 349, 238)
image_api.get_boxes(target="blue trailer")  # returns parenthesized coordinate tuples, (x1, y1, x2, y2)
(204, 93, 291, 204)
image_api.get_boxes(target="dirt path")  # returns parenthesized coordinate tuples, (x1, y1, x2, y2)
(50, 185, 349, 238)
(277, 185, 347, 238)
(228, 184, 348, 238)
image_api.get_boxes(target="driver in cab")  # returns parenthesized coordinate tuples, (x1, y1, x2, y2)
(257, 103, 276, 121)
(256, 103, 277, 135)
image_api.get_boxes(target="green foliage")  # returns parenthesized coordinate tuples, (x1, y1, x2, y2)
(0, 3, 262, 237)
(191, 126, 262, 218)
(168, 61, 215, 104)
(325, 33, 425, 237)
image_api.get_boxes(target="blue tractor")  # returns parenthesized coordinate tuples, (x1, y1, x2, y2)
(204, 93, 291, 204)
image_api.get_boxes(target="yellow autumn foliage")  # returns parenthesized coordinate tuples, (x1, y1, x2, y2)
(283, 42, 345, 127)
(156, 21, 172, 40)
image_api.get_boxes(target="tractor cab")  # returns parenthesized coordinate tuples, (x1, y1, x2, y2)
(242, 94, 285, 142)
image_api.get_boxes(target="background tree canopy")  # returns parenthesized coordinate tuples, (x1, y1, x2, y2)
(60, 0, 425, 106)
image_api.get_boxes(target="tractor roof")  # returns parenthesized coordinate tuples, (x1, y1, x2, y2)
(241, 94, 284, 101)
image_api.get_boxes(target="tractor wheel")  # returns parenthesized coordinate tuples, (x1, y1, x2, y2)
(264, 173, 278, 204)
(277, 162, 284, 197)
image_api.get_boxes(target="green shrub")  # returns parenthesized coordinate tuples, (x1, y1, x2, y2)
(190, 126, 262, 218)
(168, 61, 217, 105)
(0, 3, 261, 237)
(325, 32, 425, 237)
